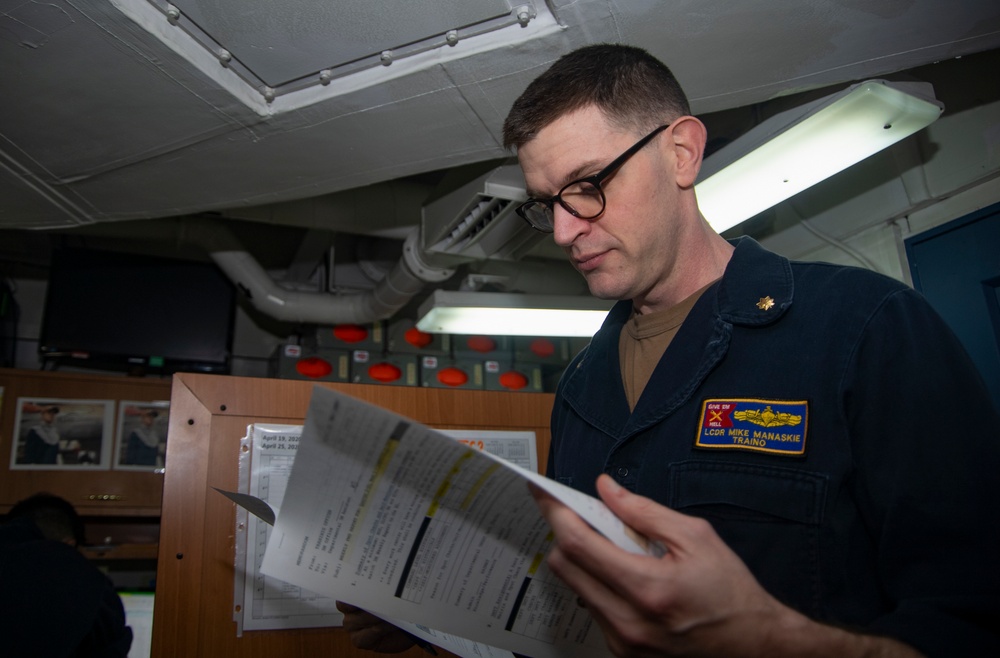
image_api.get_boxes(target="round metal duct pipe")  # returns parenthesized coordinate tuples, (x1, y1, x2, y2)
(191, 220, 454, 325)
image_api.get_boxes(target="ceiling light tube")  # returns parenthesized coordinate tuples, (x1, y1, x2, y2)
(695, 79, 944, 233)
(416, 290, 614, 337)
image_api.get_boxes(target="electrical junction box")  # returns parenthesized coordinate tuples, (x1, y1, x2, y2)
(350, 350, 418, 386)
(271, 345, 351, 382)
(419, 356, 484, 390)
(483, 360, 544, 393)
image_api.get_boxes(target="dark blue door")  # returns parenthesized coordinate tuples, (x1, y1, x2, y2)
(905, 202, 1000, 410)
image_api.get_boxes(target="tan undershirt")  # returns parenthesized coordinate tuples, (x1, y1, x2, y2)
(619, 280, 717, 411)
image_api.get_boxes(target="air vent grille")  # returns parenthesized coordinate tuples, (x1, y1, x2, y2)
(437, 196, 512, 252)
(421, 164, 543, 264)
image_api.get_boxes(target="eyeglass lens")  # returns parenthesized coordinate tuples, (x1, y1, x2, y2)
(521, 181, 604, 230)
(557, 181, 605, 219)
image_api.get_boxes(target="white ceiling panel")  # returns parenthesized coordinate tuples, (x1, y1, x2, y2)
(0, 0, 998, 273)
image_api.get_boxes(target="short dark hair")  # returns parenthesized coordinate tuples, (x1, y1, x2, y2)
(502, 44, 691, 150)
(7, 493, 85, 545)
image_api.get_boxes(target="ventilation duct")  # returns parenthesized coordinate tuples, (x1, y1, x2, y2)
(187, 219, 454, 325)
(420, 163, 543, 265)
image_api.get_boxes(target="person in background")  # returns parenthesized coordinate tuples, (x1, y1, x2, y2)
(23, 404, 61, 464)
(125, 408, 162, 467)
(0, 493, 133, 657)
(341, 43, 1000, 657)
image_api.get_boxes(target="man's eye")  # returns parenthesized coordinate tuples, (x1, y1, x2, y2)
(563, 181, 601, 197)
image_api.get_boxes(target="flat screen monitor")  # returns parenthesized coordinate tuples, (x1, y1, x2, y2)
(39, 248, 235, 374)
(118, 591, 154, 658)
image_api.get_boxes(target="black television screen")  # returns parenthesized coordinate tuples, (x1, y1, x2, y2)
(39, 248, 235, 374)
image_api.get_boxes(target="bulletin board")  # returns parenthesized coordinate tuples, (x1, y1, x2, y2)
(152, 372, 554, 657)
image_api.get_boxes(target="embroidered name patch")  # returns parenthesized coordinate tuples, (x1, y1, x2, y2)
(696, 398, 808, 456)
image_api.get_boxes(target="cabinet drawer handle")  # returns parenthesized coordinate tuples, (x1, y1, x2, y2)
(88, 494, 125, 501)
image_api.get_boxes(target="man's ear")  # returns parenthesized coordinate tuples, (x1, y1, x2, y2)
(668, 116, 707, 189)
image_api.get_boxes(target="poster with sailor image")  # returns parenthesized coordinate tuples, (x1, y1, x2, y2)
(113, 401, 170, 471)
(11, 398, 115, 470)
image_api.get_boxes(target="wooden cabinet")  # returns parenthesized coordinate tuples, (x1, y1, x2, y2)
(0, 368, 171, 560)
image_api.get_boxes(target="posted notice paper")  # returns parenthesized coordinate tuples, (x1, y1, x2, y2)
(260, 386, 657, 658)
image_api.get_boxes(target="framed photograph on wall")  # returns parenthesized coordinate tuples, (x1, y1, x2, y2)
(114, 400, 170, 472)
(10, 397, 115, 470)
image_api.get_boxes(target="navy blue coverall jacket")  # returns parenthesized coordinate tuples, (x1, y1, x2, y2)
(548, 237, 1000, 656)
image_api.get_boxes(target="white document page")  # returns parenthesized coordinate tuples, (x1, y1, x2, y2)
(261, 386, 654, 658)
(235, 423, 538, 656)
(241, 424, 342, 631)
(438, 429, 538, 474)
(388, 614, 520, 658)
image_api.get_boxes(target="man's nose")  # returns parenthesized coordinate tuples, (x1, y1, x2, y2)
(552, 204, 591, 247)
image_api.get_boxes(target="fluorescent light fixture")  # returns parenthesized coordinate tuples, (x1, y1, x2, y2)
(695, 79, 943, 233)
(416, 290, 614, 337)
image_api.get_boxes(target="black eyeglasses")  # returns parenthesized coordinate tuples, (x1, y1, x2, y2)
(515, 123, 671, 233)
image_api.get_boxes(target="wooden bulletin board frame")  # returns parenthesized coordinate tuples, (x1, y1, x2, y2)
(152, 372, 554, 657)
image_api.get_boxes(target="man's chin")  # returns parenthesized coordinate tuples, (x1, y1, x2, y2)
(584, 281, 626, 302)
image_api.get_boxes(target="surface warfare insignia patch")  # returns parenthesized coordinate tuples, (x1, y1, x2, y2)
(696, 399, 808, 456)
